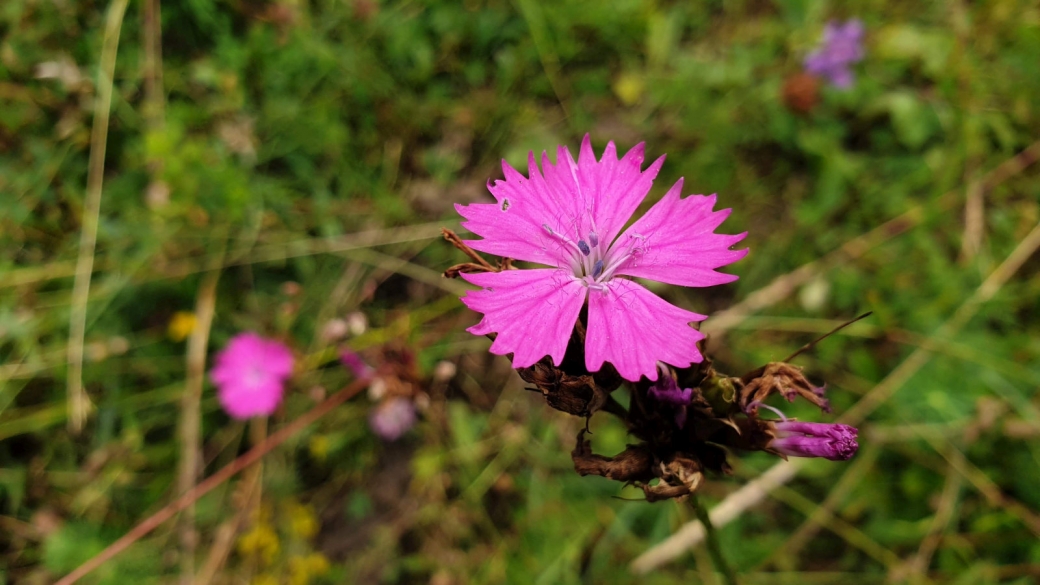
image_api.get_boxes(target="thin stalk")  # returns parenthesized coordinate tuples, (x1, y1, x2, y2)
(634, 217, 1040, 574)
(193, 465, 260, 585)
(176, 264, 222, 584)
(54, 376, 371, 585)
(67, 0, 130, 433)
(703, 139, 1040, 338)
(690, 493, 738, 585)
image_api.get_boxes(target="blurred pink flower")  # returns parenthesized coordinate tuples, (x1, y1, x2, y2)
(370, 398, 417, 441)
(210, 332, 294, 419)
(456, 136, 747, 381)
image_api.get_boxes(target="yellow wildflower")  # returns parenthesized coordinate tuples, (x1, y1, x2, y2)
(308, 434, 329, 462)
(167, 311, 197, 342)
(288, 553, 331, 585)
(286, 502, 319, 540)
(237, 523, 280, 566)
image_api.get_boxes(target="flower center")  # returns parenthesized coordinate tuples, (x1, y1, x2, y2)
(542, 220, 647, 289)
(244, 364, 267, 390)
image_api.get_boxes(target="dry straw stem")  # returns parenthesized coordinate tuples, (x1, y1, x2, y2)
(194, 469, 261, 585)
(703, 139, 1040, 338)
(910, 412, 1040, 538)
(631, 460, 802, 574)
(761, 445, 882, 570)
(961, 177, 985, 262)
(952, 0, 983, 264)
(66, 0, 130, 434)
(899, 459, 964, 581)
(632, 216, 1040, 573)
(141, 0, 164, 128)
(54, 376, 371, 585)
(342, 246, 471, 296)
(767, 480, 903, 570)
(513, 0, 570, 113)
(780, 371, 1018, 565)
(0, 221, 455, 290)
(176, 267, 222, 584)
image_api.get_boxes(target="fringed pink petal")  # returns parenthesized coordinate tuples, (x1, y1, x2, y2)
(540, 135, 664, 247)
(460, 269, 586, 368)
(616, 180, 748, 287)
(585, 279, 706, 381)
(578, 136, 665, 247)
(455, 155, 576, 266)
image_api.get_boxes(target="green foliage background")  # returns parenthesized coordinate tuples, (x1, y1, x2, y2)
(2, 0, 1040, 583)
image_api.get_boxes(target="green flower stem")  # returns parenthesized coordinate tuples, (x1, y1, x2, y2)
(689, 494, 738, 585)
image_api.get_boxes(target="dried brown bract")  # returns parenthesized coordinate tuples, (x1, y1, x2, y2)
(571, 430, 654, 484)
(444, 227, 863, 501)
(739, 362, 831, 414)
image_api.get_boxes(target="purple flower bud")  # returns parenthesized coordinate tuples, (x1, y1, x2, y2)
(647, 374, 693, 407)
(770, 421, 858, 461)
(647, 370, 695, 429)
(369, 397, 417, 441)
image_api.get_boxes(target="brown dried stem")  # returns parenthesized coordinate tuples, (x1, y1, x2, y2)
(781, 311, 872, 363)
(193, 464, 261, 585)
(443, 262, 492, 278)
(54, 377, 371, 585)
(441, 228, 498, 275)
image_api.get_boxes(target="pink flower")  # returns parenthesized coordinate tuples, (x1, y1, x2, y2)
(210, 332, 294, 419)
(456, 136, 747, 381)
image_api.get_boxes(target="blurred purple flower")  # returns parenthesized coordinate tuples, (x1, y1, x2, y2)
(770, 420, 858, 461)
(805, 19, 864, 89)
(339, 350, 374, 379)
(210, 332, 294, 419)
(370, 398, 417, 441)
